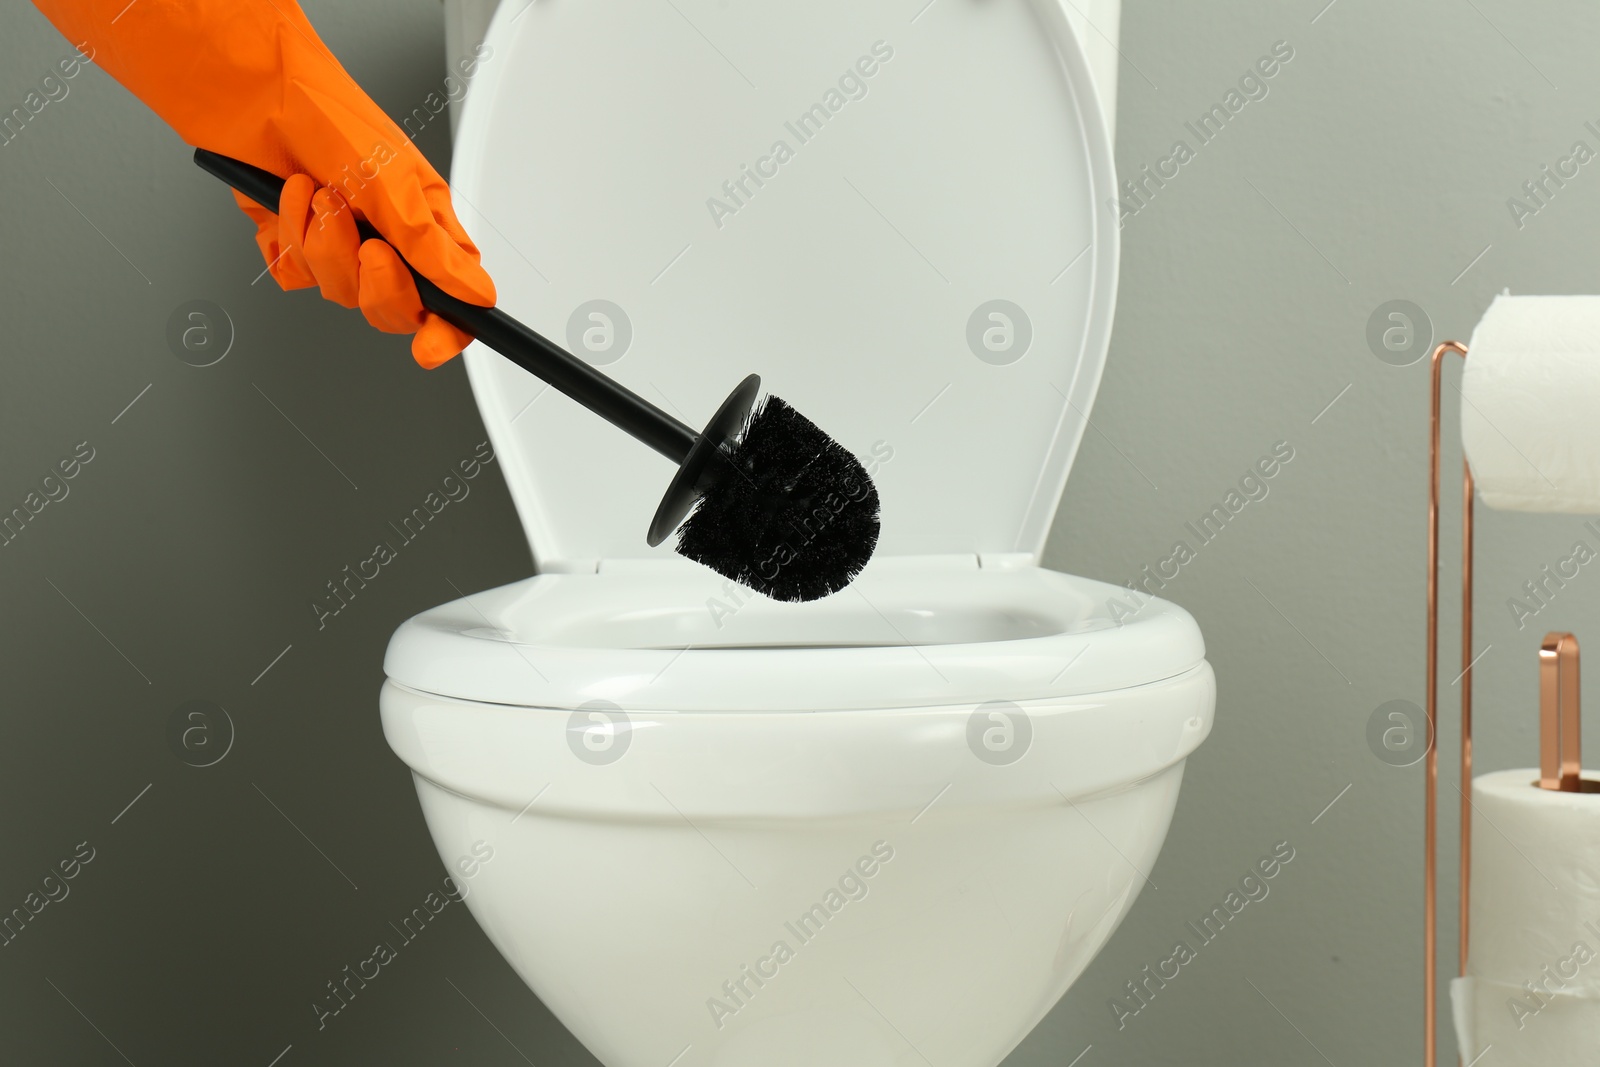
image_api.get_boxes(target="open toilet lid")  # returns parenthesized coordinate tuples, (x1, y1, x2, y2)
(451, 0, 1118, 568)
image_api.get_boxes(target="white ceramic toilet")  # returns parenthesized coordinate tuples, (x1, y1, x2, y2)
(382, 2, 1213, 1065)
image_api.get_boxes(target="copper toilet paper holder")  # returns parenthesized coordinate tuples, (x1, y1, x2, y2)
(1426, 341, 1598, 1066)
(1536, 631, 1592, 795)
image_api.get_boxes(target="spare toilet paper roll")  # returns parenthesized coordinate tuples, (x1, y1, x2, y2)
(1452, 769, 1600, 1065)
(1461, 294, 1600, 512)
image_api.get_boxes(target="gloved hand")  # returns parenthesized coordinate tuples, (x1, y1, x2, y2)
(31, 0, 496, 368)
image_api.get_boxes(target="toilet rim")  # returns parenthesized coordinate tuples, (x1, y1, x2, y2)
(380, 661, 1215, 821)
(382, 560, 1206, 713)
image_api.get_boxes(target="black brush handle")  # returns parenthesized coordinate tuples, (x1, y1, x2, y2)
(194, 148, 699, 464)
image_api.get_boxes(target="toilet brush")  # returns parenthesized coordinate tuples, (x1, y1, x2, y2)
(195, 149, 879, 603)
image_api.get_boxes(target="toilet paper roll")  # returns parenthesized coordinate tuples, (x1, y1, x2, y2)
(1461, 294, 1600, 512)
(1453, 975, 1600, 1065)
(1452, 769, 1600, 1065)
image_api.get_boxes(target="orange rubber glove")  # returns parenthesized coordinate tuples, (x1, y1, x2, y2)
(30, 0, 496, 368)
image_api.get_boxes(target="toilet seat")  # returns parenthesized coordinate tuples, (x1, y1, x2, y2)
(447, 0, 1119, 572)
(385, 557, 1204, 712)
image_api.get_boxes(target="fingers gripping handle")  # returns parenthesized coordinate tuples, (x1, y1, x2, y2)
(194, 149, 700, 464)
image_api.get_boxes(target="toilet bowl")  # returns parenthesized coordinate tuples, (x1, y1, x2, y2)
(383, 564, 1213, 1067)
(384, 2, 1213, 1064)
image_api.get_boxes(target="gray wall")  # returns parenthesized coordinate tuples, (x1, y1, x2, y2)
(1043, 1, 1600, 1064)
(2, 0, 1595, 1064)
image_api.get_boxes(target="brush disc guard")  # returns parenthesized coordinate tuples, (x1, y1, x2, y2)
(646, 373, 762, 548)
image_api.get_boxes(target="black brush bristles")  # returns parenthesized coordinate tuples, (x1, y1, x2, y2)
(675, 396, 880, 602)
